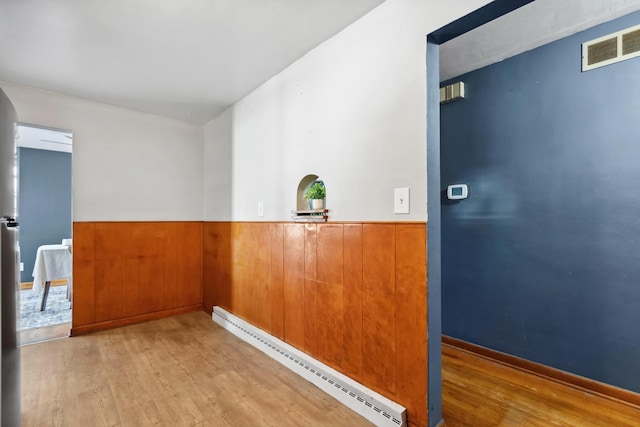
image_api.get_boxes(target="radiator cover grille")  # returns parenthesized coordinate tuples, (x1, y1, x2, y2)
(212, 306, 407, 427)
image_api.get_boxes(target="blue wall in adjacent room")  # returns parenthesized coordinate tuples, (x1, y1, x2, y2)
(440, 11, 640, 393)
(18, 147, 72, 283)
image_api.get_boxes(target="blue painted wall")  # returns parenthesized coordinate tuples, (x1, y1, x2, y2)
(441, 11, 640, 393)
(18, 148, 72, 283)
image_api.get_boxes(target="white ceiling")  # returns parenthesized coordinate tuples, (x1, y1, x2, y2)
(5, 1, 640, 125)
(440, 0, 640, 81)
(0, 0, 385, 124)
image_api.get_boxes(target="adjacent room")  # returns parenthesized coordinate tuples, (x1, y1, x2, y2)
(16, 124, 73, 343)
(436, 2, 640, 424)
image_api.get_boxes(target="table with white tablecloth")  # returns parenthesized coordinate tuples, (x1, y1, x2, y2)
(32, 244, 72, 311)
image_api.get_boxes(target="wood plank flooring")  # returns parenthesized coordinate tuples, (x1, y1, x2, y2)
(24, 313, 640, 427)
(442, 343, 640, 426)
(19, 322, 70, 346)
(21, 311, 373, 427)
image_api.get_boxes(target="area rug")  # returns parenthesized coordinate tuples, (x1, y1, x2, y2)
(19, 286, 71, 331)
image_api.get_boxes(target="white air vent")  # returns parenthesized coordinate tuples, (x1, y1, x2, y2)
(583, 23, 640, 71)
(212, 307, 407, 427)
(440, 81, 465, 104)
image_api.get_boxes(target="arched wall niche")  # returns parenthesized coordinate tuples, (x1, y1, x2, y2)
(296, 174, 326, 210)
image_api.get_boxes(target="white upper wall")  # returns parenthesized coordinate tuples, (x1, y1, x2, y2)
(4, 0, 495, 224)
(204, 0, 491, 222)
(2, 82, 204, 222)
(204, 109, 232, 221)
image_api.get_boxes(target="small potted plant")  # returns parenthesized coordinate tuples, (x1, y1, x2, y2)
(304, 181, 326, 210)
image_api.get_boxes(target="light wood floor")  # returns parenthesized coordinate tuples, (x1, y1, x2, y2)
(19, 322, 70, 346)
(442, 343, 640, 426)
(21, 311, 373, 427)
(24, 314, 640, 427)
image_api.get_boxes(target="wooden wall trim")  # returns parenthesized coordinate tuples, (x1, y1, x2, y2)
(442, 335, 640, 409)
(71, 304, 201, 336)
(203, 221, 428, 427)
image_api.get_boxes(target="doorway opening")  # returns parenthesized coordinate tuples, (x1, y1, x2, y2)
(15, 123, 72, 345)
(428, 0, 640, 425)
(425, 1, 534, 425)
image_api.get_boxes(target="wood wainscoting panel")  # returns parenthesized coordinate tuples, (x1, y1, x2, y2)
(162, 223, 180, 310)
(342, 224, 364, 383)
(72, 222, 204, 335)
(202, 223, 215, 313)
(203, 221, 428, 427)
(121, 223, 142, 317)
(230, 223, 246, 320)
(230, 223, 272, 331)
(362, 224, 397, 397)
(270, 223, 285, 340)
(316, 224, 345, 371)
(94, 223, 125, 322)
(72, 222, 96, 327)
(395, 224, 428, 425)
(203, 222, 231, 313)
(176, 222, 203, 308)
(304, 224, 318, 357)
(253, 223, 273, 333)
(283, 224, 305, 350)
(135, 223, 167, 315)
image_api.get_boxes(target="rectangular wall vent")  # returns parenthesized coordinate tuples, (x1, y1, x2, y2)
(622, 28, 640, 55)
(583, 23, 640, 71)
(440, 81, 465, 104)
(212, 306, 407, 427)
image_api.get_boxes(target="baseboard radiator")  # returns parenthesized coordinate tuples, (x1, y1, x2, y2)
(212, 306, 407, 427)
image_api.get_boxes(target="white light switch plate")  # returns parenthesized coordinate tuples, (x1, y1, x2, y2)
(394, 187, 410, 214)
(258, 201, 264, 217)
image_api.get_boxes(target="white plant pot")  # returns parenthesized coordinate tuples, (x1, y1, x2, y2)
(311, 199, 324, 210)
